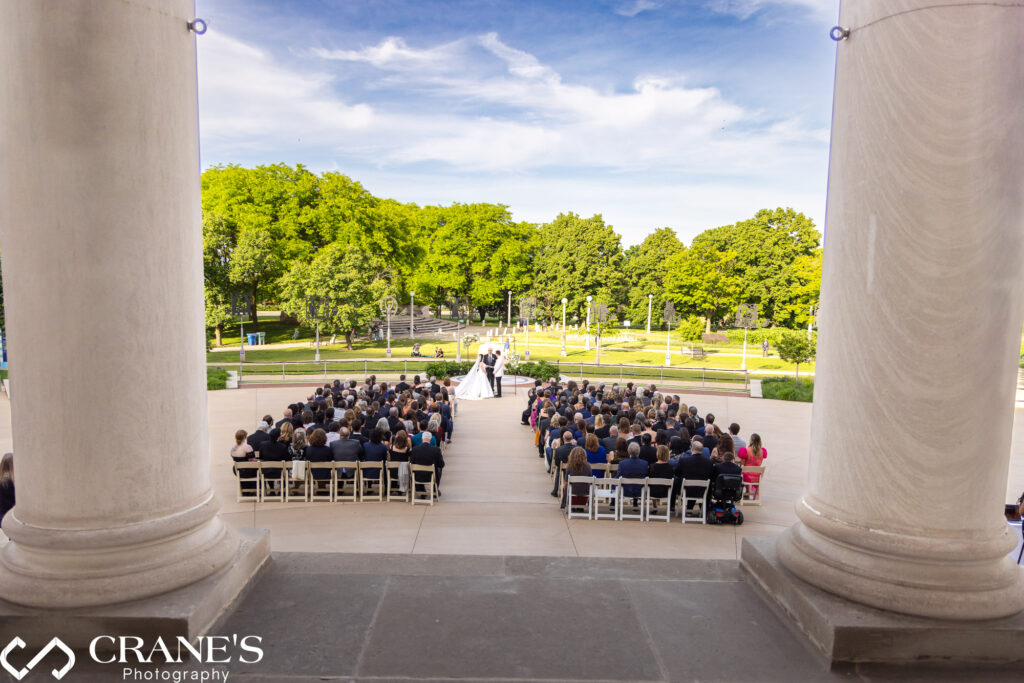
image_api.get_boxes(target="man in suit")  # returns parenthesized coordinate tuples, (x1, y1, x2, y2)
(410, 431, 445, 494)
(600, 425, 619, 455)
(493, 351, 504, 397)
(549, 431, 576, 497)
(247, 418, 273, 451)
(673, 437, 714, 514)
(617, 443, 649, 505)
(711, 451, 743, 481)
(483, 350, 497, 393)
(395, 374, 410, 394)
(331, 426, 363, 491)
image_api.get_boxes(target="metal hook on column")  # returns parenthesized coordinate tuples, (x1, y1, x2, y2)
(188, 18, 208, 35)
(829, 25, 850, 41)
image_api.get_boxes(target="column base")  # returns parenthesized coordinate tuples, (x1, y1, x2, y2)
(740, 536, 1024, 668)
(0, 528, 269, 650)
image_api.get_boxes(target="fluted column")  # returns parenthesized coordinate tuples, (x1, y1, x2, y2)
(778, 0, 1024, 619)
(0, 0, 240, 608)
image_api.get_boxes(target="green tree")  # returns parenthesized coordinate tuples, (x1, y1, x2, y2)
(202, 215, 236, 345)
(665, 246, 742, 332)
(531, 213, 624, 323)
(622, 227, 684, 330)
(774, 331, 816, 383)
(229, 228, 284, 322)
(278, 244, 395, 349)
(688, 208, 821, 327)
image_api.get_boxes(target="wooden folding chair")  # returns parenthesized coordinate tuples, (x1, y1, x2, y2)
(259, 461, 285, 502)
(284, 461, 310, 503)
(359, 461, 385, 502)
(385, 461, 410, 502)
(234, 461, 261, 503)
(740, 466, 766, 506)
(410, 464, 437, 505)
(308, 462, 335, 502)
(334, 461, 360, 503)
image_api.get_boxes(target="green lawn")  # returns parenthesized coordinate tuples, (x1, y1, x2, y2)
(215, 312, 314, 346)
(761, 377, 814, 402)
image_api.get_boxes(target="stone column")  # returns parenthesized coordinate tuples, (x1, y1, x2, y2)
(0, 0, 251, 609)
(777, 0, 1024, 619)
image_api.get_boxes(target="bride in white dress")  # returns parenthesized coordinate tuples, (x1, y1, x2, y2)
(455, 353, 494, 400)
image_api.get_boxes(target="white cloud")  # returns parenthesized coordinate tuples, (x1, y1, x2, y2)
(615, 0, 665, 17)
(707, 0, 838, 20)
(197, 30, 828, 237)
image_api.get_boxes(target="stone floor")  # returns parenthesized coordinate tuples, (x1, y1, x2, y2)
(25, 553, 1022, 682)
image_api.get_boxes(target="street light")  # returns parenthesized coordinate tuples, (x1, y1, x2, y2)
(380, 295, 397, 358)
(594, 303, 609, 365)
(646, 293, 653, 334)
(808, 304, 818, 340)
(560, 297, 568, 356)
(520, 296, 537, 361)
(307, 296, 338, 363)
(735, 303, 758, 372)
(585, 295, 593, 351)
(507, 290, 512, 328)
(409, 291, 415, 339)
(663, 300, 676, 366)
(228, 293, 251, 367)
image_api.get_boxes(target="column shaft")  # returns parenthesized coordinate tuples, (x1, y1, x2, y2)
(778, 0, 1024, 619)
(0, 0, 238, 608)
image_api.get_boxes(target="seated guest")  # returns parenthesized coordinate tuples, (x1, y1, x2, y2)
(648, 446, 675, 500)
(737, 433, 767, 495)
(594, 414, 610, 439)
(362, 428, 389, 481)
(247, 418, 273, 451)
(389, 430, 412, 462)
(549, 430, 576, 497)
(712, 450, 743, 481)
(275, 409, 293, 430)
(617, 442, 649, 504)
(712, 433, 734, 462)
(638, 433, 658, 465)
(0, 453, 13, 527)
(231, 429, 254, 464)
(728, 423, 746, 451)
(325, 421, 341, 445)
(305, 428, 334, 482)
(410, 431, 445, 494)
(290, 428, 308, 461)
(259, 422, 292, 481)
(702, 423, 720, 453)
(600, 425, 619, 455)
(583, 433, 608, 472)
(331, 425, 363, 483)
(610, 437, 630, 465)
(561, 446, 592, 510)
(673, 437, 714, 513)
(669, 436, 687, 459)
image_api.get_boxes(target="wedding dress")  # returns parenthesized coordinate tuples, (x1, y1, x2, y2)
(455, 357, 494, 400)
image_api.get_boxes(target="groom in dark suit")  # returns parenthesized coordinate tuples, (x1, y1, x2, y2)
(483, 350, 497, 393)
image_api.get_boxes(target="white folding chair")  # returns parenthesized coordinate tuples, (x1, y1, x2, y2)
(617, 478, 647, 521)
(565, 475, 593, 520)
(359, 461, 385, 502)
(592, 477, 619, 520)
(385, 461, 409, 502)
(234, 462, 261, 502)
(740, 466, 766, 506)
(681, 479, 710, 524)
(259, 462, 285, 502)
(645, 478, 674, 523)
(410, 464, 437, 505)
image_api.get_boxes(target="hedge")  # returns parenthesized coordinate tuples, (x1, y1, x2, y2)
(424, 360, 473, 378)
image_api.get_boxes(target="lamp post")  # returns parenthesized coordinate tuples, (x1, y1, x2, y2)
(560, 297, 568, 356)
(409, 291, 415, 339)
(229, 293, 251, 366)
(380, 295, 397, 358)
(307, 296, 322, 362)
(646, 293, 653, 334)
(735, 303, 758, 372)
(663, 300, 675, 366)
(594, 303, 609, 365)
(808, 304, 817, 340)
(520, 296, 537, 361)
(585, 294, 593, 351)
(507, 290, 512, 328)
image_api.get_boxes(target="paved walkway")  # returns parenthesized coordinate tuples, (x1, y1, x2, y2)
(206, 385, 1024, 558)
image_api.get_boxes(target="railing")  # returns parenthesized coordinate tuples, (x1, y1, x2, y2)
(225, 359, 749, 392)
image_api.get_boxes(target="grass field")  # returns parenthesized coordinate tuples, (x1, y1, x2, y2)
(761, 377, 814, 402)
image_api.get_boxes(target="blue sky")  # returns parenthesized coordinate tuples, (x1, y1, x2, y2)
(195, 0, 839, 245)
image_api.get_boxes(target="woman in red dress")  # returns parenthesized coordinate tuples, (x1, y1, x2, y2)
(737, 433, 767, 496)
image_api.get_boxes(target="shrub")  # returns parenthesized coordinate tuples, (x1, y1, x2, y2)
(425, 360, 473, 378)
(207, 367, 229, 391)
(676, 316, 705, 342)
(725, 327, 818, 347)
(774, 331, 817, 382)
(513, 360, 561, 381)
(702, 333, 728, 344)
(761, 377, 813, 402)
